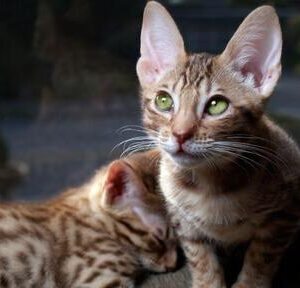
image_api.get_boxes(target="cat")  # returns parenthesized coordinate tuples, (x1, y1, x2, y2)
(136, 2, 300, 288)
(0, 149, 177, 288)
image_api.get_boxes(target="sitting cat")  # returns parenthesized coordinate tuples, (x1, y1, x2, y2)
(137, 2, 300, 288)
(0, 150, 177, 288)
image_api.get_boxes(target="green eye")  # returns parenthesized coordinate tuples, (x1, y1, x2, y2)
(206, 97, 229, 116)
(155, 91, 174, 112)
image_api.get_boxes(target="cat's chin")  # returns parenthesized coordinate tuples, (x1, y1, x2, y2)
(166, 151, 207, 168)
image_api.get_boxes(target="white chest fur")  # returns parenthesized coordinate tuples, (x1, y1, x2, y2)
(160, 160, 256, 244)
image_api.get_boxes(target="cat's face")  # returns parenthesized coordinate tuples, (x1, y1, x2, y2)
(101, 155, 178, 272)
(137, 2, 282, 167)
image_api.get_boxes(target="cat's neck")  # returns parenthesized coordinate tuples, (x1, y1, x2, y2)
(60, 173, 142, 249)
(54, 175, 118, 235)
(161, 146, 264, 195)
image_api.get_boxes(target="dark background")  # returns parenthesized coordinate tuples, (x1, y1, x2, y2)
(0, 0, 299, 202)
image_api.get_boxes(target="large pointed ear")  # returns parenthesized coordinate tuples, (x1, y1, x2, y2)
(220, 6, 282, 98)
(136, 1, 186, 87)
(102, 160, 167, 238)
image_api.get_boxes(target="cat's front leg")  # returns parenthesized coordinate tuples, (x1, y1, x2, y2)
(232, 240, 278, 288)
(232, 242, 275, 288)
(181, 237, 226, 288)
(233, 211, 299, 288)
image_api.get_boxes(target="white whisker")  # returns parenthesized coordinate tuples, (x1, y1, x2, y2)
(120, 142, 157, 158)
(111, 136, 156, 154)
(215, 140, 288, 170)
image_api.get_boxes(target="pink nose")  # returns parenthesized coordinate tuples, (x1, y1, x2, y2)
(172, 126, 196, 145)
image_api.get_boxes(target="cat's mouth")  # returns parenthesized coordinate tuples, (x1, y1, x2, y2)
(160, 140, 214, 166)
(176, 142, 210, 158)
(168, 149, 207, 167)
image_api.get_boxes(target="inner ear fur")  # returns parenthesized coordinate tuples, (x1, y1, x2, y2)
(219, 5, 282, 98)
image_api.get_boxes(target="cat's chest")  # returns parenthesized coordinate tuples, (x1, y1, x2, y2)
(160, 166, 256, 243)
(168, 199, 255, 244)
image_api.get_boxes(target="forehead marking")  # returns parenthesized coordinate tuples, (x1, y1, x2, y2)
(172, 74, 185, 92)
(206, 77, 212, 95)
(195, 75, 205, 89)
(169, 54, 217, 116)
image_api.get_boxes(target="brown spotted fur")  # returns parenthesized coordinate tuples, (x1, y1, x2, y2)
(0, 150, 177, 288)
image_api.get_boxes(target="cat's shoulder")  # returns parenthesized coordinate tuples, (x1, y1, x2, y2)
(263, 116, 300, 157)
(262, 115, 300, 182)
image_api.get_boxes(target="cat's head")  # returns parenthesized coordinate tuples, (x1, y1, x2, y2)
(100, 151, 177, 272)
(137, 1, 282, 168)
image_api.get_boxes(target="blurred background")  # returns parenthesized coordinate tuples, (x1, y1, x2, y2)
(0, 0, 299, 201)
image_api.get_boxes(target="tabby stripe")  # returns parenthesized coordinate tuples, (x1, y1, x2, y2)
(68, 263, 83, 285)
(93, 246, 123, 256)
(73, 217, 103, 234)
(116, 230, 136, 247)
(0, 274, 9, 288)
(83, 270, 101, 284)
(22, 214, 49, 223)
(117, 270, 134, 278)
(0, 257, 9, 270)
(179, 65, 188, 89)
(194, 75, 204, 88)
(26, 242, 37, 256)
(75, 230, 82, 246)
(86, 256, 96, 266)
(74, 249, 97, 266)
(103, 279, 122, 288)
(10, 212, 20, 220)
(204, 59, 213, 77)
(206, 78, 212, 94)
(97, 260, 117, 270)
(88, 236, 114, 246)
(118, 220, 148, 237)
(59, 203, 77, 212)
(0, 228, 45, 242)
(59, 216, 70, 255)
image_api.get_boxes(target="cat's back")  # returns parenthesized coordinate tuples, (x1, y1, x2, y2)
(263, 116, 300, 175)
(0, 192, 114, 288)
(260, 116, 300, 211)
(0, 203, 58, 288)
(0, 201, 57, 241)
